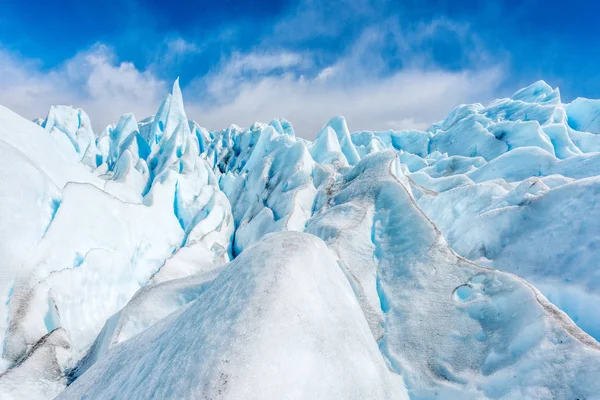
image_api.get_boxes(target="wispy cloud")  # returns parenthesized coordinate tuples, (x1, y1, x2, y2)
(0, 0, 508, 138)
(184, 12, 506, 137)
(166, 38, 201, 56)
(193, 51, 312, 100)
(0, 44, 167, 129)
(187, 61, 503, 137)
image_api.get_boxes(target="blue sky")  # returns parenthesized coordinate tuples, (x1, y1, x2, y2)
(0, 0, 598, 137)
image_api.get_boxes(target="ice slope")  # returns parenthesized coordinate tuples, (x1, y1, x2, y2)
(3, 181, 183, 365)
(566, 97, 600, 134)
(0, 105, 110, 373)
(69, 263, 223, 381)
(40, 106, 102, 168)
(344, 81, 600, 341)
(1, 79, 600, 399)
(0, 328, 71, 400)
(0, 81, 233, 393)
(417, 173, 600, 339)
(59, 232, 407, 400)
(308, 150, 600, 398)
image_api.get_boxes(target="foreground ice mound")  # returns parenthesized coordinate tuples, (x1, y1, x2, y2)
(308, 150, 600, 398)
(60, 233, 406, 399)
(1, 80, 600, 399)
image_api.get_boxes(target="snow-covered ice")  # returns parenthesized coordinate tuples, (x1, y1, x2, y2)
(1, 79, 600, 399)
(59, 232, 407, 400)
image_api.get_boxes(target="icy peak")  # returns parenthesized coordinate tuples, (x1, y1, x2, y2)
(166, 78, 188, 132)
(42, 105, 100, 167)
(318, 116, 361, 165)
(511, 80, 560, 104)
(150, 78, 191, 146)
(269, 118, 295, 136)
(311, 126, 346, 165)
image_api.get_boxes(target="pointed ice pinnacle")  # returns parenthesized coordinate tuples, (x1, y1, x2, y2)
(318, 116, 361, 166)
(511, 80, 561, 104)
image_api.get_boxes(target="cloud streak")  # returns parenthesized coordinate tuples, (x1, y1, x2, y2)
(189, 62, 504, 137)
(0, 44, 168, 130)
(0, 3, 507, 138)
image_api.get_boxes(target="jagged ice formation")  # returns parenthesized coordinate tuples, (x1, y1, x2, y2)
(1, 80, 600, 399)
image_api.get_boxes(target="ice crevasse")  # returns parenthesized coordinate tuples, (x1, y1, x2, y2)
(0, 79, 600, 399)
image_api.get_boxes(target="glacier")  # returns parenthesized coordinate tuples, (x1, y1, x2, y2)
(0, 79, 599, 399)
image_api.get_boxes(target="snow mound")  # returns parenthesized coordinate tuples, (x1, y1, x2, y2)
(59, 232, 407, 400)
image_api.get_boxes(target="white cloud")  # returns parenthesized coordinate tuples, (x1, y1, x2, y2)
(0, 0, 513, 139)
(0, 25, 506, 139)
(224, 52, 306, 75)
(0, 45, 168, 131)
(198, 51, 310, 98)
(181, 15, 506, 138)
(148, 37, 204, 71)
(315, 66, 337, 82)
(166, 38, 201, 56)
(186, 61, 504, 138)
